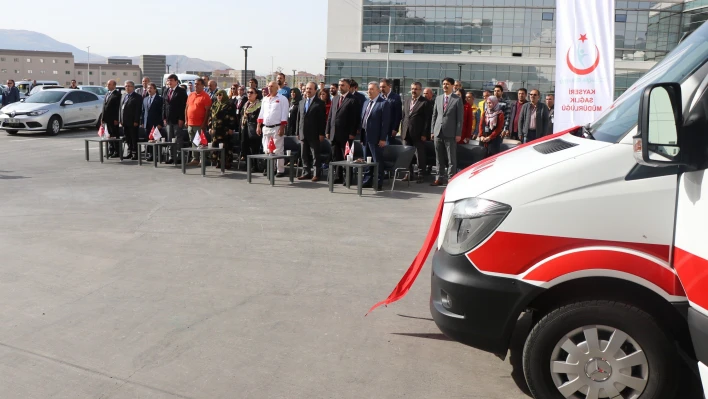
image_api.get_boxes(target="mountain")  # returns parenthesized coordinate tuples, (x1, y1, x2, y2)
(0, 29, 232, 72)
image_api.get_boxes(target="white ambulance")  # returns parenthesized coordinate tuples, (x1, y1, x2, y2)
(431, 21, 708, 398)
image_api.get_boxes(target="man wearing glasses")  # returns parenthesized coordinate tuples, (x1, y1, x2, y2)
(518, 89, 550, 143)
(2, 80, 20, 108)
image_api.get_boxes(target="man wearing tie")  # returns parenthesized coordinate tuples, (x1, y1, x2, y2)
(379, 78, 402, 142)
(325, 78, 360, 184)
(162, 74, 188, 163)
(136, 77, 151, 98)
(102, 79, 122, 157)
(360, 82, 390, 190)
(142, 83, 164, 162)
(431, 77, 463, 186)
(120, 81, 143, 160)
(401, 82, 432, 182)
(296, 82, 327, 181)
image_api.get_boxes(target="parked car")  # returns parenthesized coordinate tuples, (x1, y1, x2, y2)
(0, 89, 102, 135)
(0, 84, 6, 107)
(27, 85, 63, 96)
(15, 80, 60, 98)
(77, 85, 108, 97)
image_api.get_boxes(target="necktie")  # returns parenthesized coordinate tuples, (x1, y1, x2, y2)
(444, 95, 449, 111)
(338, 94, 344, 107)
(363, 100, 374, 127)
(305, 98, 310, 113)
(410, 98, 417, 111)
(168, 88, 173, 101)
(148, 96, 153, 109)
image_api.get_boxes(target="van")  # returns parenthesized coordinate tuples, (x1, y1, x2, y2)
(15, 80, 60, 98)
(430, 21, 708, 398)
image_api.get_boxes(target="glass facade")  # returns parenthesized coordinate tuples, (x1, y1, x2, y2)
(326, 0, 708, 99)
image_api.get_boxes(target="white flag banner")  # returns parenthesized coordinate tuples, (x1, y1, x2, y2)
(554, 0, 614, 133)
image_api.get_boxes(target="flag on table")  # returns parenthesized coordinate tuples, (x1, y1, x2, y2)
(148, 126, 155, 141)
(199, 131, 208, 146)
(268, 136, 276, 153)
(97, 124, 105, 138)
(153, 127, 162, 141)
(192, 130, 201, 146)
(344, 141, 351, 157)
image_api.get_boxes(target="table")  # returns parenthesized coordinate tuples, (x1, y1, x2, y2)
(85, 138, 123, 162)
(180, 147, 226, 177)
(138, 141, 180, 167)
(328, 160, 379, 196)
(246, 154, 296, 186)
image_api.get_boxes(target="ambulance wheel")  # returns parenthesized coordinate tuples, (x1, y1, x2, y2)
(522, 300, 678, 399)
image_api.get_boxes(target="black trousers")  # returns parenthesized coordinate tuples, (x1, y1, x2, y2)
(300, 137, 320, 176)
(331, 137, 347, 180)
(106, 123, 121, 154)
(404, 136, 427, 175)
(123, 125, 138, 155)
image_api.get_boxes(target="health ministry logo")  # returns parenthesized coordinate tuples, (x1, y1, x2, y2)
(566, 33, 600, 75)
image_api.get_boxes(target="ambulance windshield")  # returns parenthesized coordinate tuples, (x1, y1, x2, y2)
(590, 22, 708, 143)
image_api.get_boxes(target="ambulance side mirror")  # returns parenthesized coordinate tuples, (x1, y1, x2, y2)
(634, 82, 684, 166)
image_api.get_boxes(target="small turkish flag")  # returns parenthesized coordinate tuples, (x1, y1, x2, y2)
(344, 141, 351, 156)
(268, 136, 276, 153)
(97, 124, 105, 137)
(148, 126, 155, 141)
(153, 127, 162, 141)
(199, 131, 208, 146)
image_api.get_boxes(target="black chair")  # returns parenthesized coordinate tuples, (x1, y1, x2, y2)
(456, 143, 487, 170)
(283, 135, 301, 171)
(352, 140, 365, 159)
(501, 138, 520, 152)
(382, 145, 416, 191)
(389, 137, 403, 146)
(231, 131, 243, 169)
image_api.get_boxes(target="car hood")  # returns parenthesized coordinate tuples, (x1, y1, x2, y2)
(444, 133, 613, 203)
(0, 102, 53, 113)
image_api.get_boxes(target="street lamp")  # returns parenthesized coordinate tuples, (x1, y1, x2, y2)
(457, 63, 463, 81)
(86, 46, 90, 85)
(292, 69, 296, 88)
(166, 64, 171, 74)
(240, 46, 251, 86)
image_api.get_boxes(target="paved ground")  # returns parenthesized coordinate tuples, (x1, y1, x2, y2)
(0, 128, 533, 399)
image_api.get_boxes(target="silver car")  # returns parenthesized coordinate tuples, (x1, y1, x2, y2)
(0, 89, 103, 135)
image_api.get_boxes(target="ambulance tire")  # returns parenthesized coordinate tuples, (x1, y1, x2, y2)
(522, 300, 678, 399)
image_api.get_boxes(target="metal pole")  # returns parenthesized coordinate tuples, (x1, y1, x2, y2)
(292, 69, 296, 88)
(240, 46, 251, 88)
(458, 64, 463, 81)
(99, 66, 101, 86)
(86, 46, 90, 85)
(385, 14, 392, 79)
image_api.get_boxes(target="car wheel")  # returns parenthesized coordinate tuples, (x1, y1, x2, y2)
(523, 300, 678, 399)
(6, 129, 18, 135)
(46, 116, 62, 136)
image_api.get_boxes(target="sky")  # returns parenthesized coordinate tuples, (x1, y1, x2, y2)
(3, 0, 328, 75)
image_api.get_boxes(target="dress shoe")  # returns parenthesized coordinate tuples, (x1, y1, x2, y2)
(298, 174, 313, 181)
(430, 179, 444, 186)
(311, 176, 320, 182)
(187, 160, 200, 166)
(275, 172, 285, 178)
(165, 159, 174, 164)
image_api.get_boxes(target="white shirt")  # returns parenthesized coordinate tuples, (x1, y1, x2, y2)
(258, 94, 290, 127)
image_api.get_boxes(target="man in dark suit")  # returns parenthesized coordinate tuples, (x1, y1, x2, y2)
(120, 81, 143, 160)
(162, 74, 188, 164)
(431, 77, 464, 186)
(142, 83, 164, 162)
(361, 82, 390, 190)
(349, 80, 367, 117)
(296, 82, 327, 182)
(379, 78, 402, 142)
(401, 81, 432, 182)
(102, 79, 122, 157)
(518, 89, 551, 143)
(325, 78, 360, 184)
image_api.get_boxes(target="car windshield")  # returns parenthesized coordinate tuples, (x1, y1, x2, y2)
(590, 22, 708, 143)
(24, 91, 65, 104)
(83, 87, 107, 96)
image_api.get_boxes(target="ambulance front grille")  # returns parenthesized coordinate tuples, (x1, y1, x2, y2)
(533, 139, 578, 154)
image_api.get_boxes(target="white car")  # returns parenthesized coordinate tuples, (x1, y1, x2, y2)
(77, 85, 108, 97)
(0, 89, 103, 135)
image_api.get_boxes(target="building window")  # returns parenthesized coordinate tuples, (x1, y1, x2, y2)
(102, 71, 106, 75)
(78, 81, 83, 85)
(542, 12, 554, 21)
(53, 59, 57, 63)
(26, 58, 31, 62)
(112, 72, 116, 76)
(66, 81, 70, 85)
(65, 60, 69, 64)
(40, 70, 46, 74)
(89, 71, 93, 75)
(27, 69, 32, 73)
(14, 69, 19, 74)
(123, 72, 127, 76)
(40, 58, 44, 63)
(53, 71, 58, 75)
(78, 71, 82, 75)
(14, 58, 19, 62)
(65, 71, 71, 75)
(1, 69, 6, 73)
(616, 14, 627, 22)
(133, 72, 137, 76)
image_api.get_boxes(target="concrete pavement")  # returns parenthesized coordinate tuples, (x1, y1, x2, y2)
(0, 129, 530, 399)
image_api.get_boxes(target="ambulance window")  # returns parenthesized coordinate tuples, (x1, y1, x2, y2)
(590, 22, 708, 143)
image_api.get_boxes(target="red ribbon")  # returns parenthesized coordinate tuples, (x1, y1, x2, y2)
(366, 127, 580, 315)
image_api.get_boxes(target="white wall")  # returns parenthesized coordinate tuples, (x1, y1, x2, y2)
(326, 0, 363, 54)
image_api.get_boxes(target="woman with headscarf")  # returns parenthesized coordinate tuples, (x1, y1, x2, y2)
(478, 95, 505, 157)
(208, 90, 238, 169)
(287, 88, 302, 136)
(241, 87, 262, 172)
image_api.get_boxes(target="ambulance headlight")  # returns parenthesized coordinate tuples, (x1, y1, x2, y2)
(442, 198, 511, 255)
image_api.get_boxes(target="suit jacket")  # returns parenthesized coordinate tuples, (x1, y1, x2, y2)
(102, 89, 122, 124)
(508, 100, 527, 134)
(135, 86, 150, 99)
(431, 93, 464, 138)
(360, 96, 391, 145)
(296, 96, 326, 141)
(142, 95, 164, 130)
(518, 102, 551, 140)
(325, 93, 360, 142)
(401, 96, 432, 142)
(352, 91, 367, 115)
(382, 91, 402, 134)
(162, 86, 188, 125)
(121, 92, 143, 127)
